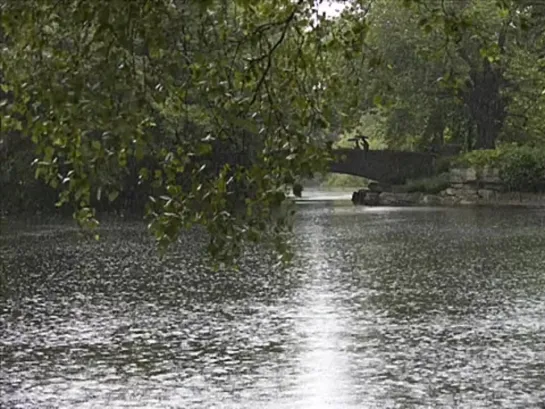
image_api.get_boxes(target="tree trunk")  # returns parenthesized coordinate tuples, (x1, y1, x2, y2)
(423, 107, 445, 149)
(474, 116, 500, 149)
(465, 60, 507, 150)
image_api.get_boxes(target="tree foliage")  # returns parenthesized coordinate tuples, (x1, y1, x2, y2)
(324, 0, 545, 151)
(1, 0, 337, 261)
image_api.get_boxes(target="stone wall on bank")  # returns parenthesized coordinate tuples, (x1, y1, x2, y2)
(352, 167, 545, 207)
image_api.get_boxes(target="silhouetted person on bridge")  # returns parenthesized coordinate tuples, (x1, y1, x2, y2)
(361, 135, 370, 153)
(348, 135, 370, 153)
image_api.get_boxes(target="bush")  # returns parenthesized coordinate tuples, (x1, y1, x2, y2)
(454, 144, 545, 192)
(435, 156, 454, 174)
(454, 148, 503, 169)
(500, 147, 545, 192)
(404, 173, 451, 194)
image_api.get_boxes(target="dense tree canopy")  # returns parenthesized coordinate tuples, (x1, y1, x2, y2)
(1, 0, 544, 261)
(326, 0, 545, 151)
(2, 0, 336, 260)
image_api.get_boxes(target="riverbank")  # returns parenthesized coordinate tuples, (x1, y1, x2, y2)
(352, 167, 545, 208)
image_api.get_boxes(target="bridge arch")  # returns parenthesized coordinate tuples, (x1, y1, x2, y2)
(329, 149, 436, 184)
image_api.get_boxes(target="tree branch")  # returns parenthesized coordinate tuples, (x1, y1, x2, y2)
(247, 1, 303, 108)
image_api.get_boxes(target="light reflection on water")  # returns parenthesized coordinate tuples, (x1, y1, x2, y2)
(1, 201, 545, 408)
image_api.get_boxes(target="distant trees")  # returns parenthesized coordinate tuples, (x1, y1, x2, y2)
(324, 0, 545, 151)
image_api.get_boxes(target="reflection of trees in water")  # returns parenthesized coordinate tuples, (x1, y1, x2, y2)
(361, 210, 545, 318)
(300, 207, 545, 320)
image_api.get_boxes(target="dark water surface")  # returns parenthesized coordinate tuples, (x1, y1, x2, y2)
(1, 201, 545, 408)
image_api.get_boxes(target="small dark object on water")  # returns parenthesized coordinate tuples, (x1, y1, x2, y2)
(293, 183, 303, 198)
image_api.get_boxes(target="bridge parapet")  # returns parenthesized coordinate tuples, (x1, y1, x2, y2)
(330, 149, 436, 184)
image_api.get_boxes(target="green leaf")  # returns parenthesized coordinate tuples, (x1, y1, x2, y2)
(44, 146, 55, 160)
(108, 190, 119, 202)
(197, 143, 212, 156)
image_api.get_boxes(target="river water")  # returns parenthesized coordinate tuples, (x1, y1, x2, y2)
(1, 194, 545, 408)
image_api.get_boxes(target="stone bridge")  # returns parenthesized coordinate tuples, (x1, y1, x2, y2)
(330, 149, 437, 184)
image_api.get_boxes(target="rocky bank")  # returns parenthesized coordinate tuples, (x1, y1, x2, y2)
(352, 167, 545, 207)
